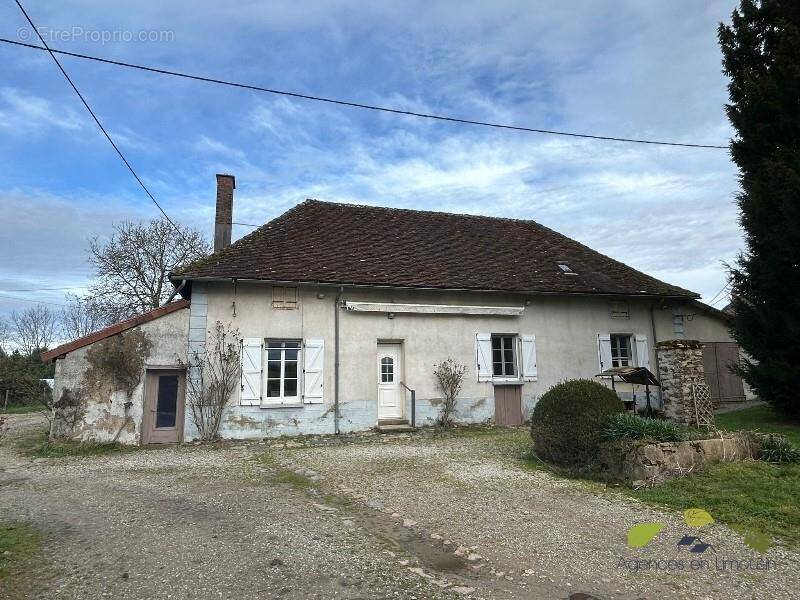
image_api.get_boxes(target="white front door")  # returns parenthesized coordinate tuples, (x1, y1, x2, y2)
(377, 343, 403, 420)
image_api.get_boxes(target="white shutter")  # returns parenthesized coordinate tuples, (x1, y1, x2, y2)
(303, 338, 324, 403)
(240, 338, 263, 405)
(476, 333, 492, 382)
(521, 335, 538, 381)
(635, 335, 650, 370)
(597, 333, 612, 372)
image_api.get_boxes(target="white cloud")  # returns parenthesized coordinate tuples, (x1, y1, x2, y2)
(0, 87, 85, 133)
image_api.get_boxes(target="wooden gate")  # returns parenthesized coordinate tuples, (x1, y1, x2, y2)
(702, 342, 746, 405)
(494, 385, 523, 426)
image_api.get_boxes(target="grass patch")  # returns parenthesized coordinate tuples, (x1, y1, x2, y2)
(629, 461, 800, 547)
(0, 521, 42, 598)
(16, 430, 137, 459)
(1, 404, 44, 415)
(716, 405, 800, 446)
(255, 453, 313, 490)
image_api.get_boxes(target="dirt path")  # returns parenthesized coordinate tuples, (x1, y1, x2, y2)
(0, 415, 532, 600)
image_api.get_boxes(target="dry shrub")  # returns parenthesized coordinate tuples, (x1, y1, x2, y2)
(85, 329, 152, 400)
(433, 358, 467, 428)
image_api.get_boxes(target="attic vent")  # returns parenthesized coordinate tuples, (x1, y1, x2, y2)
(558, 262, 577, 275)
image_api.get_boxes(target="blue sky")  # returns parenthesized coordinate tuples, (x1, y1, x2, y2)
(0, 1, 741, 317)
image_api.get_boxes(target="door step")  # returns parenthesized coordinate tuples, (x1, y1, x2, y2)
(376, 420, 416, 433)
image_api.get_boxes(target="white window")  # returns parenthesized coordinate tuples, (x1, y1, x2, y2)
(477, 333, 537, 382)
(272, 286, 298, 309)
(492, 334, 517, 377)
(598, 333, 650, 372)
(610, 334, 633, 367)
(265, 340, 301, 403)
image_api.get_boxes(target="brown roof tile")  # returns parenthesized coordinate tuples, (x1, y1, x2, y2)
(174, 200, 697, 298)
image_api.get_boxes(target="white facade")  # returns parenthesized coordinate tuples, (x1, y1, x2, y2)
(182, 281, 737, 440)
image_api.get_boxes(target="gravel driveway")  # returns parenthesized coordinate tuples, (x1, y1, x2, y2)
(2, 417, 799, 600)
(0, 415, 497, 600)
(276, 427, 800, 599)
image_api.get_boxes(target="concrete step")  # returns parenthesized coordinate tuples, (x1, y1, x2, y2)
(376, 422, 416, 434)
(378, 418, 409, 426)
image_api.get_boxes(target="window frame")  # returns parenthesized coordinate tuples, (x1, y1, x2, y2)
(271, 286, 298, 309)
(263, 339, 302, 405)
(609, 333, 634, 368)
(380, 356, 395, 384)
(491, 333, 519, 379)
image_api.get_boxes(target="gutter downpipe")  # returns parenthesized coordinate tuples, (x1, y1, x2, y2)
(650, 301, 660, 377)
(334, 287, 343, 435)
(166, 279, 187, 304)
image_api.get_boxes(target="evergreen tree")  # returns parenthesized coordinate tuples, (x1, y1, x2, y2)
(719, 1, 800, 417)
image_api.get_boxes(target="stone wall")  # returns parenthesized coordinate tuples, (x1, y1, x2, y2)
(600, 434, 757, 485)
(656, 339, 705, 424)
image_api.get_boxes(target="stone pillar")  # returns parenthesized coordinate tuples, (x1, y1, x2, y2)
(656, 340, 706, 424)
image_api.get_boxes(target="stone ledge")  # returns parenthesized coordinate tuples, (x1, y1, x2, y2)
(656, 339, 705, 350)
(600, 433, 757, 485)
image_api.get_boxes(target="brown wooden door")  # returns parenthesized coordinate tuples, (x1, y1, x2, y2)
(494, 385, 523, 426)
(142, 370, 185, 444)
(702, 343, 745, 405)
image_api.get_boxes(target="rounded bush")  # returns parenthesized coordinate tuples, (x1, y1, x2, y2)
(531, 379, 624, 467)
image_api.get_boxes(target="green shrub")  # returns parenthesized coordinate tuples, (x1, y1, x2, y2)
(601, 412, 691, 443)
(530, 379, 624, 467)
(758, 434, 800, 463)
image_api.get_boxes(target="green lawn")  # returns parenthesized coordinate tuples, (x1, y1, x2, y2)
(0, 521, 42, 598)
(716, 404, 800, 446)
(15, 430, 137, 459)
(628, 404, 800, 547)
(631, 461, 800, 546)
(1, 404, 44, 415)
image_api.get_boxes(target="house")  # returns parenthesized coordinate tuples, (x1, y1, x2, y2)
(42, 174, 747, 444)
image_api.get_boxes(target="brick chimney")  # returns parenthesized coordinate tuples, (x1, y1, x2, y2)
(214, 174, 235, 252)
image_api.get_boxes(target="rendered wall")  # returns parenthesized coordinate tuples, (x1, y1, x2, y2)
(51, 308, 189, 445)
(188, 282, 736, 440)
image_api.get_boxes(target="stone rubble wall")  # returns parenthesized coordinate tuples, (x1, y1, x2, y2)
(656, 339, 705, 424)
(600, 433, 757, 485)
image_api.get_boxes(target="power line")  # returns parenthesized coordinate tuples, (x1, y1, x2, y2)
(9, 3, 185, 237)
(0, 37, 729, 150)
(706, 282, 731, 306)
(0, 293, 66, 307)
(2, 286, 88, 292)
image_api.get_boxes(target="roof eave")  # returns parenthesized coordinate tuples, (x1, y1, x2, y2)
(171, 275, 699, 300)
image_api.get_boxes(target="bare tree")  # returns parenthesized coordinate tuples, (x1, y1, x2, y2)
(88, 218, 209, 321)
(11, 305, 59, 356)
(433, 358, 467, 428)
(61, 294, 113, 340)
(0, 317, 9, 355)
(182, 321, 241, 441)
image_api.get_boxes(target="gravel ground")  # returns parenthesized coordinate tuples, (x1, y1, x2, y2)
(4, 416, 798, 600)
(278, 427, 800, 599)
(0, 414, 512, 600)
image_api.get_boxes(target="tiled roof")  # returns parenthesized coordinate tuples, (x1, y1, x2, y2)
(41, 300, 190, 362)
(174, 200, 697, 298)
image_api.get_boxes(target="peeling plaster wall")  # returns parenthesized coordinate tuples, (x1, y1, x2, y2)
(52, 308, 189, 444)
(189, 283, 732, 440)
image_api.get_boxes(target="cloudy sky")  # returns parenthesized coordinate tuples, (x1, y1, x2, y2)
(0, 1, 741, 318)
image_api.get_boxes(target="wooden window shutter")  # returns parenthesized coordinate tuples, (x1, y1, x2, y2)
(303, 338, 324, 403)
(597, 333, 612, 372)
(634, 335, 650, 370)
(240, 338, 263, 405)
(476, 333, 492, 382)
(521, 335, 538, 381)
